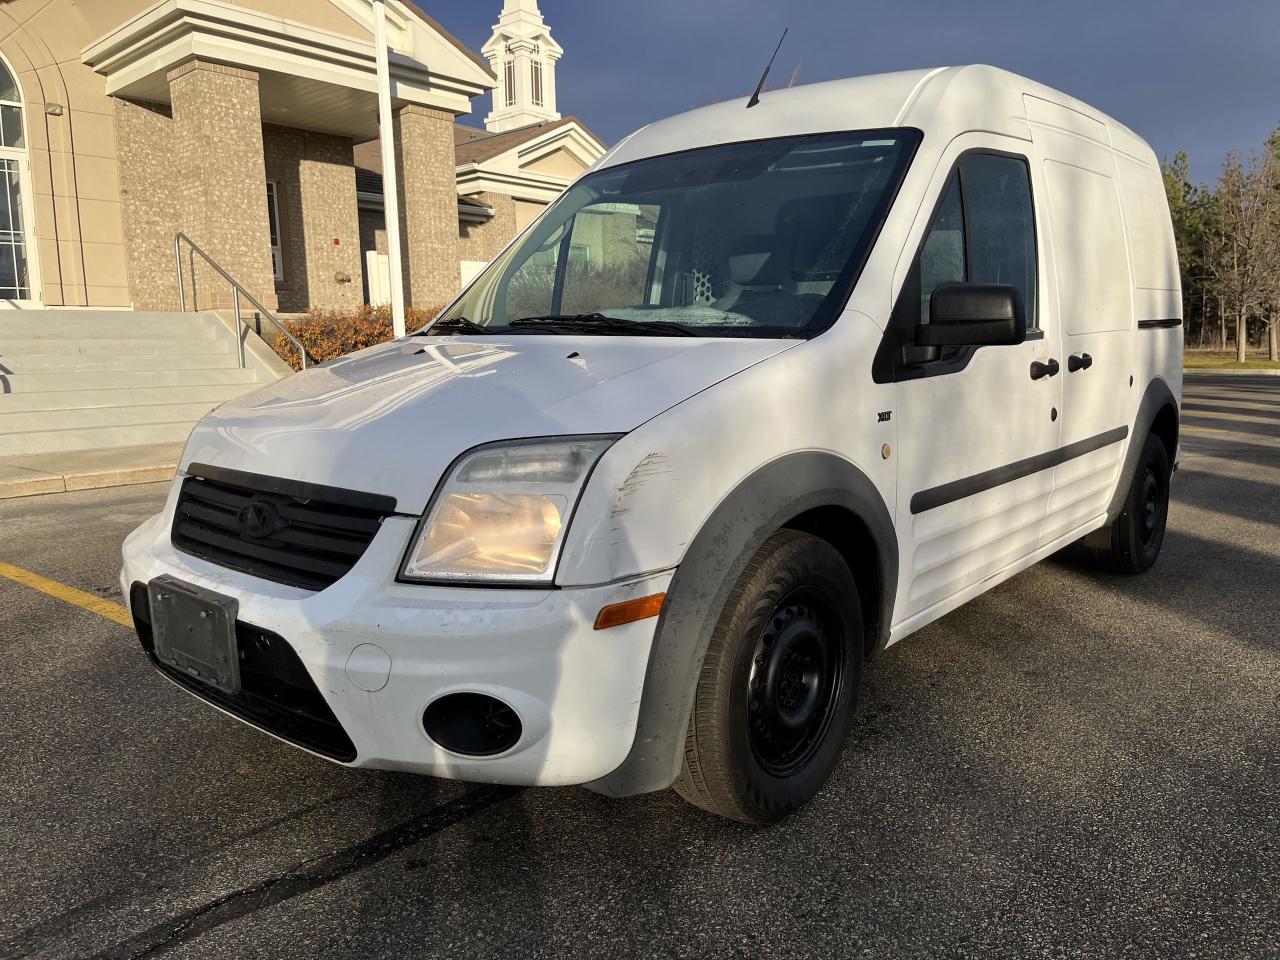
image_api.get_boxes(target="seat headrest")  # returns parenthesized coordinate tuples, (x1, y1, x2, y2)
(779, 194, 860, 281)
(726, 235, 784, 286)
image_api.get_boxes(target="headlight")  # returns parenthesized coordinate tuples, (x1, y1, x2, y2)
(400, 436, 619, 584)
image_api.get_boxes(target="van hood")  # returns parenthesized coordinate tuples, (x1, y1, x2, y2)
(181, 335, 795, 515)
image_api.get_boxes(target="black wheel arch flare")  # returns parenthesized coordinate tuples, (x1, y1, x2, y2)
(586, 451, 897, 798)
(1103, 376, 1179, 525)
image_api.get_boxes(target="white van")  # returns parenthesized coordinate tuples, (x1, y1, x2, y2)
(122, 66, 1182, 823)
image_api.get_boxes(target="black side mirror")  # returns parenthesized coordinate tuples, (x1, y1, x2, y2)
(916, 282, 1026, 347)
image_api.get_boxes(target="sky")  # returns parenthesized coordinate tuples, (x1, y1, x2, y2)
(433, 0, 1280, 185)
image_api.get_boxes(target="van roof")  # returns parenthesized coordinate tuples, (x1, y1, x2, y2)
(599, 65, 1154, 170)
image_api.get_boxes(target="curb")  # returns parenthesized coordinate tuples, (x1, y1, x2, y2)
(0, 463, 177, 500)
(0, 446, 181, 500)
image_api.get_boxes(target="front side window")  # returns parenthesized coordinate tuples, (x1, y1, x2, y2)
(917, 173, 965, 325)
(436, 131, 919, 339)
(913, 152, 1037, 331)
(963, 154, 1037, 328)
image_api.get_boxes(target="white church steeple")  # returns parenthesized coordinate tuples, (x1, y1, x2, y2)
(482, 0, 563, 132)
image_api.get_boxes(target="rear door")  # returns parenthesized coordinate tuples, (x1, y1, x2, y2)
(881, 136, 1063, 627)
(1026, 98, 1136, 544)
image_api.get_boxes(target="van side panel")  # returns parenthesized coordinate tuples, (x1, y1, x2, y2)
(1111, 137, 1182, 324)
(1109, 123, 1183, 475)
(1043, 160, 1133, 336)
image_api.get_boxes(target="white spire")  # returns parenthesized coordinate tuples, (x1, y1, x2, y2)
(482, 0, 562, 132)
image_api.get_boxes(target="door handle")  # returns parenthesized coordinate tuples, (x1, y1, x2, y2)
(1030, 358, 1060, 381)
(1068, 352, 1094, 373)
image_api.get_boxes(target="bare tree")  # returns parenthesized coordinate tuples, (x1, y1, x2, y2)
(1266, 129, 1280, 360)
(1207, 149, 1280, 363)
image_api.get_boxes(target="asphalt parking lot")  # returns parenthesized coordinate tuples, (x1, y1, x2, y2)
(1, 373, 1276, 960)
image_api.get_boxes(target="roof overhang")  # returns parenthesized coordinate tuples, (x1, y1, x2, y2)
(455, 119, 605, 203)
(82, 0, 495, 140)
(357, 190, 494, 224)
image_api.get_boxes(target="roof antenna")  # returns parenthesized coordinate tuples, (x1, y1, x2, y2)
(746, 27, 788, 108)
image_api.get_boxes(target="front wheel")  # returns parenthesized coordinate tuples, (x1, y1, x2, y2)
(674, 530, 863, 824)
(1087, 433, 1171, 574)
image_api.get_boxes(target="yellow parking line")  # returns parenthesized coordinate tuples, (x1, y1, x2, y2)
(0, 561, 132, 628)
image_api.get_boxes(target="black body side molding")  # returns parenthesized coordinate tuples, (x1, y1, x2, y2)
(586, 452, 897, 799)
(1137, 318, 1183, 329)
(910, 426, 1129, 515)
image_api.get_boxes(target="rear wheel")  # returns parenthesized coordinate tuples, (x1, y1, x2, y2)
(1087, 433, 1171, 574)
(674, 530, 863, 824)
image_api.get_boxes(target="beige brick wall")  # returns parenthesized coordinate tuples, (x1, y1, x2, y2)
(114, 99, 179, 311)
(458, 191, 517, 263)
(168, 60, 276, 311)
(394, 105, 459, 309)
(358, 208, 388, 258)
(263, 125, 361, 312)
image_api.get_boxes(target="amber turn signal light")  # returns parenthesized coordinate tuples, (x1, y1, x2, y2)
(593, 592, 667, 630)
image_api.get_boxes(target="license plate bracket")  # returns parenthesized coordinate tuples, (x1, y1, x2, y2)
(148, 575, 241, 695)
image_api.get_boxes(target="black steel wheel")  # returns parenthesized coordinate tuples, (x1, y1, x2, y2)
(1136, 460, 1167, 554)
(1088, 432, 1171, 574)
(746, 588, 845, 778)
(674, 530, 863, 824)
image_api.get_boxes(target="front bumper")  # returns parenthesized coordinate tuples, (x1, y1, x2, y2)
(120, 494, 671, 787)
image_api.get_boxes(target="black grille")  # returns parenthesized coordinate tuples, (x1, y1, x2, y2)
(131, 583, 357, 762)
(172, 463, 397, 591)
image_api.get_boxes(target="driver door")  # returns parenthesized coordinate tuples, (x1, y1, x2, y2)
(885, 138, 1062, 626)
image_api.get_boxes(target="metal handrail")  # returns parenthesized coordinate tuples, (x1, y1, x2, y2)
(174, 232, 310, 370)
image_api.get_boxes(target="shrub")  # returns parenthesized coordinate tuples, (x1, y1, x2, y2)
(274, 304, 442, 371)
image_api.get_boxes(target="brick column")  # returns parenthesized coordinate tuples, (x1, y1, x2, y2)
(114, 98, 181, 311)
(168, 60, 277, 310)
(263, 125, 362, 311)
(394, 105, 460, 309)
(298, 133, 362, 309)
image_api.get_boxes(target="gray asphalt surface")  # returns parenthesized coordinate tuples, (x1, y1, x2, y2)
(0, 374, 1276, 959)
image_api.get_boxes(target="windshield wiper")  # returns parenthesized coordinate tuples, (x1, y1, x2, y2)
(421, 316, 492, 336)
(509, 313, 700, 337)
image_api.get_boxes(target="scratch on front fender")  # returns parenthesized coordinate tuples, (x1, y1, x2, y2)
(611, 452, 672, 518)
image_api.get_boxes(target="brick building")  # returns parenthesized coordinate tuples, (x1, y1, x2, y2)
(0, 0, 604, 314)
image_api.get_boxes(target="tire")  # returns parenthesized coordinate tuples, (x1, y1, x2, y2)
(1087, 433, 1171, 574)
(673, 530, 863, 824)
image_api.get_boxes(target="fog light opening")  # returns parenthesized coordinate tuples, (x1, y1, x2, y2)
(423, 692, 523, 757)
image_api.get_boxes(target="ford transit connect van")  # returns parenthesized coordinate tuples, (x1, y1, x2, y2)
(122, 66, 1182, 823)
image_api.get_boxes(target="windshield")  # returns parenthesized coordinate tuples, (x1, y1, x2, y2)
(432, 130, 919, 338)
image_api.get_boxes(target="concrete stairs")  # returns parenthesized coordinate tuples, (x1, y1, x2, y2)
(0, 311, 282, 457)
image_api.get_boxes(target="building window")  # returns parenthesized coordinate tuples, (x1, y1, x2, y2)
(531, 59, 544, 107)
(504, 60, 516, 107)
(0, 68, 22, 150)
(0, 57, 30, 301)
(265, 181, 283, 281)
